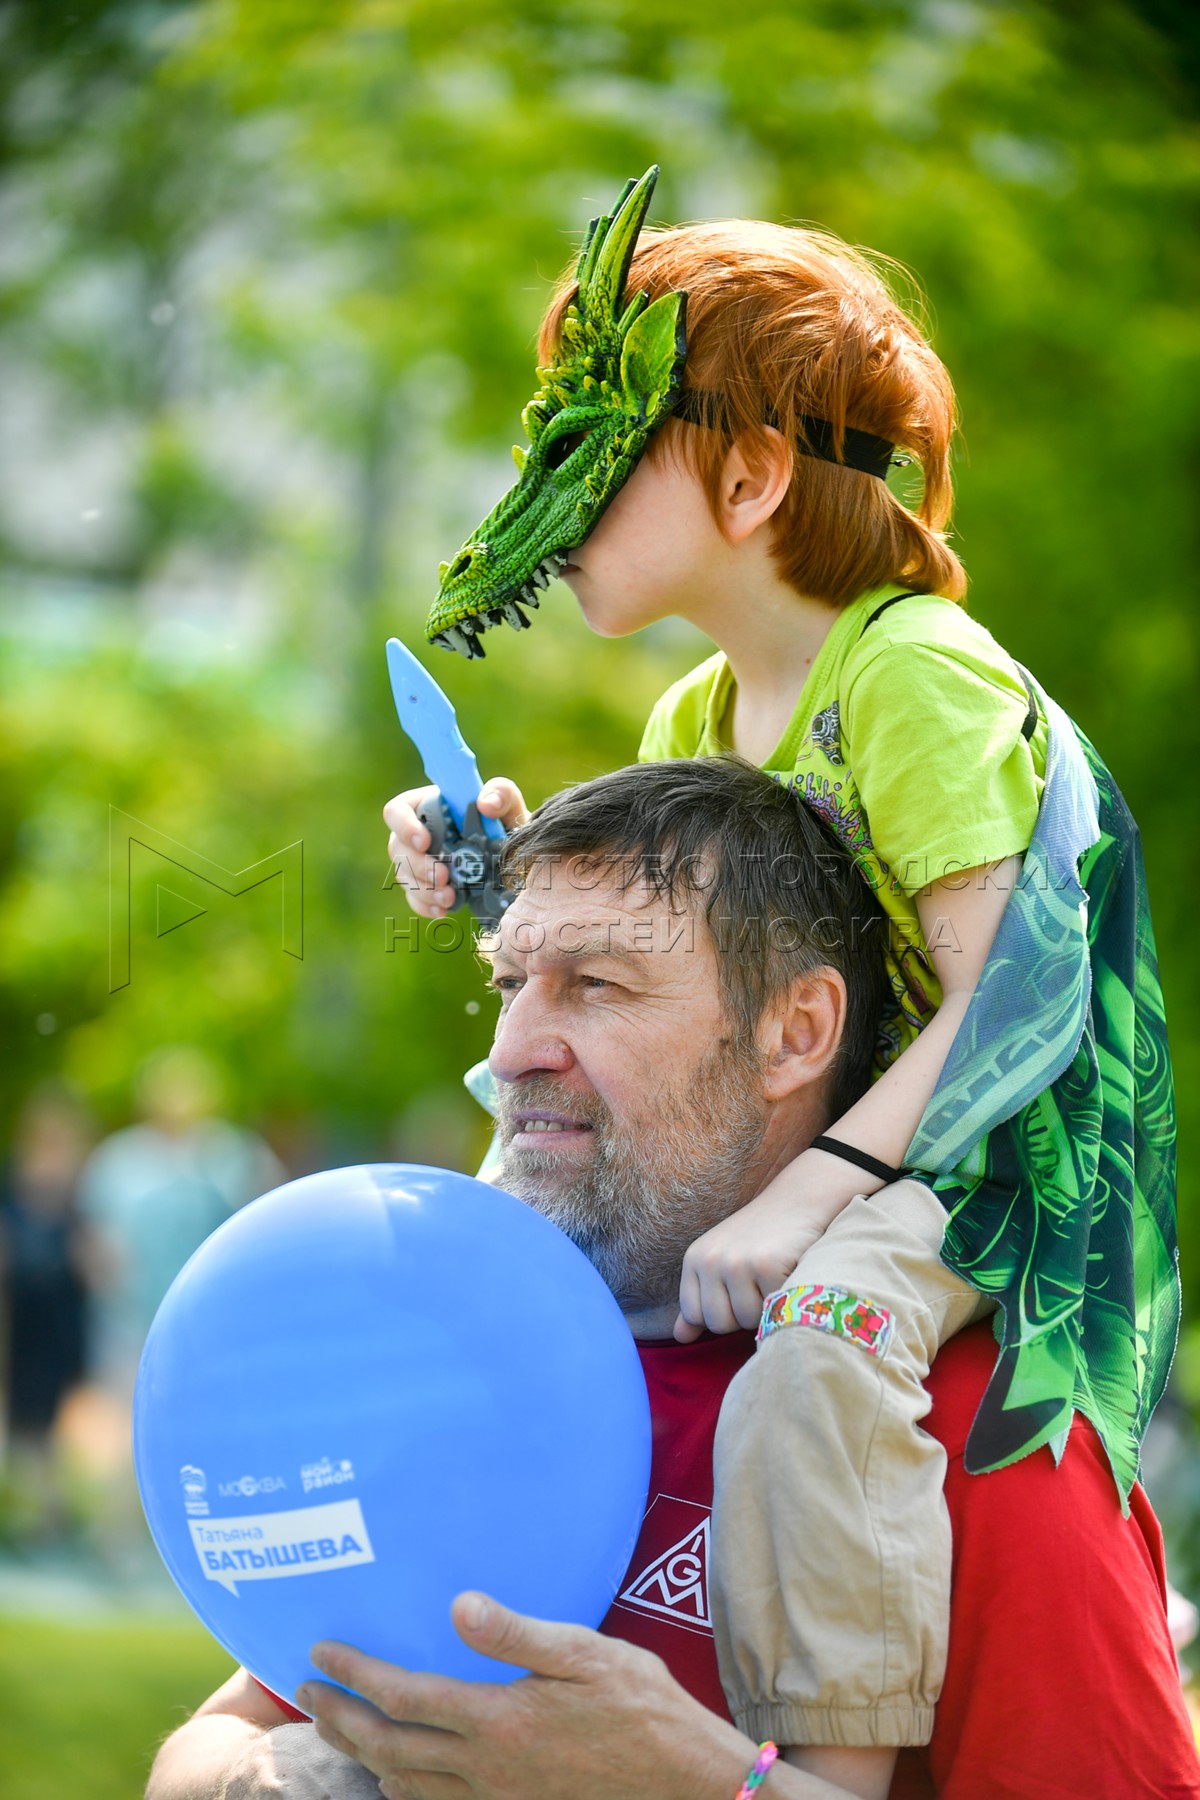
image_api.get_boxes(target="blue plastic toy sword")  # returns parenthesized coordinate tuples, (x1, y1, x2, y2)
(385, 637, 513, 929)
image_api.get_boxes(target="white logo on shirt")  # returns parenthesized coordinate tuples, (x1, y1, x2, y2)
(618, 1515, 712, 1632)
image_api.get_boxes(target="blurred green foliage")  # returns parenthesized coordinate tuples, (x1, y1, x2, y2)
(0, 1609, 235, 1800)
(0, 1, 1197, 1297)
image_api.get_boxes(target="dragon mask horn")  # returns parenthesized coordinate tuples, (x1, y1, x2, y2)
(425, 166, 688, 659)
(577, 171, 650, 323)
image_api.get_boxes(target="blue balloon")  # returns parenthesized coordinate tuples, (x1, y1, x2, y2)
(133, 1164, 650, 1707)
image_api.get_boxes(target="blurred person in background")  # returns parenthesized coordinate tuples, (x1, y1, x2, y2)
(75, 1047, 284, 1563)
(79, 1046, 284, 1406)
(0, 1082, 95, 1542)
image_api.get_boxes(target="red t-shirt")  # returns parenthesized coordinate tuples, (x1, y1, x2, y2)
(612, 1327, 1200, 1798)
(265, 1324, 1200, 1797)
(891, 1326, 1200, 1799)
(597, 1331, 755, 1719)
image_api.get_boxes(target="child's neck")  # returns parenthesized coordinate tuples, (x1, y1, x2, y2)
(685, 580, 840, 767)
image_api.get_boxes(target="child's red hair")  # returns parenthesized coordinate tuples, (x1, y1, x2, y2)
(539, 219, 966, 607)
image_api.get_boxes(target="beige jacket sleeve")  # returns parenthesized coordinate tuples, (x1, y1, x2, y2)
(711, 1179, 991, 1750)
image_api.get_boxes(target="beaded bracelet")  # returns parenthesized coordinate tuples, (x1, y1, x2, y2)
(734, 1740, 778, 1798)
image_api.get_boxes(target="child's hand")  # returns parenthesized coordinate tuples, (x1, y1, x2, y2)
(384, 778, 527, 918)
(674, 1171, 838, 1341)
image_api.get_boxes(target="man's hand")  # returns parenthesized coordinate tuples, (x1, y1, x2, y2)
(297, 1592, 760, 1800)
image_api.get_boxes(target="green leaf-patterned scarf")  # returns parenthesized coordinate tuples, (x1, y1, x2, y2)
(907, 679, 1179, 1505)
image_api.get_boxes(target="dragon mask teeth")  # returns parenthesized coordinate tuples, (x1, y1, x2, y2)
(426, 166, 688, 659)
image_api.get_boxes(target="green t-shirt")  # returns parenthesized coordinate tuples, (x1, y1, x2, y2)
(639, 585, 1049, 1060)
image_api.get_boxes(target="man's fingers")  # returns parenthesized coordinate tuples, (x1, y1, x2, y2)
(451, 1591, 597, 1680)
(308, 1717, 359, 1761)
(310, 1705, 459, 1783)
(378, 1774, 466, 1800)
(304, 1647, 473, 1734)
(673, 1311, 705, 1344)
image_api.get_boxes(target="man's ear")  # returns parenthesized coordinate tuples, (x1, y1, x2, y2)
(717, 427, 793, 545)
(759, 968, 846, 1102)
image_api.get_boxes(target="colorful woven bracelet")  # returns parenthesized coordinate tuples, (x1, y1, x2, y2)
(734, 1740, 778, 1798)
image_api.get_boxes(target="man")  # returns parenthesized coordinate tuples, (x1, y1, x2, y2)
(147, 760, 1199, 1800)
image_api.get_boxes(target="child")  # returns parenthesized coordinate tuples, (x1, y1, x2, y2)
(386, 170, 1178, 1788)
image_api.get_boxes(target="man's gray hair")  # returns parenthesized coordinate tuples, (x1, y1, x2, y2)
(500, 756, 892, 1117)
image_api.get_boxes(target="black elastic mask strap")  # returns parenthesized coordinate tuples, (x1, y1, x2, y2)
(673, 388, 898, 481)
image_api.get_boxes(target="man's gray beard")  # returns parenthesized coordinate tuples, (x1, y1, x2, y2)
(495, 1038, 769, 1311)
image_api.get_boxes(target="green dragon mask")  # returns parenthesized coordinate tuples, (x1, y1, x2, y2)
(425, 166, 687, 659)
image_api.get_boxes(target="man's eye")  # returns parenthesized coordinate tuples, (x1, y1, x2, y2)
(488, 975, 522, 996)
(581, 975, 609, 990)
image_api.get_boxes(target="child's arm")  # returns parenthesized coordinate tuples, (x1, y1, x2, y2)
(676, 855, 1021, 1339)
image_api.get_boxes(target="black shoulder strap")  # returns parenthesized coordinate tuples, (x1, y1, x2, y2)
(861, 591, 1040, 742)
(859, 590, 922, 634)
